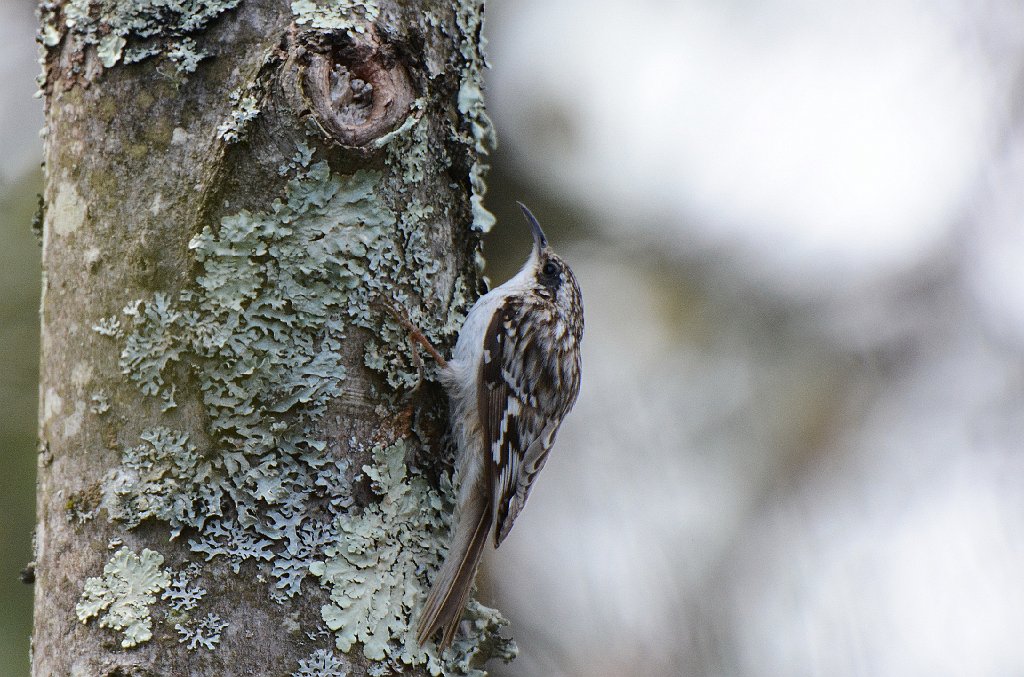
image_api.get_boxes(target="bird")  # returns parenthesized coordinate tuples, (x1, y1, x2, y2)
(392, 203, 584, 649)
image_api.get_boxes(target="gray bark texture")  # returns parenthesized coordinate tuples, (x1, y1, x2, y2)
(33, 0, 512, 675)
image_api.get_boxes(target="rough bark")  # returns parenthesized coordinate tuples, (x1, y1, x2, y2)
(33, 0, 512, 675)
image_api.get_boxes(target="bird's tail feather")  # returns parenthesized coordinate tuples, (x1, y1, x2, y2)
(416, 487, 492, 649)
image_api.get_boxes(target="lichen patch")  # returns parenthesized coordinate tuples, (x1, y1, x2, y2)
(76, 547, 171, 648)
(311, 441, 516, 673)
(40, 0, 243, 74)
(291, 0, 380, 35)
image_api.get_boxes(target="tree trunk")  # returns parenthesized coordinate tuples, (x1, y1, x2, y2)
(32, 1, 514, 675)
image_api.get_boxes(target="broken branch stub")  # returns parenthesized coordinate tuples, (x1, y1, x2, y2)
(289, 26, 416, 148)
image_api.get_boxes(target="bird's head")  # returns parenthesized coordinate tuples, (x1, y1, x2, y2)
(517, 203, 583, 334)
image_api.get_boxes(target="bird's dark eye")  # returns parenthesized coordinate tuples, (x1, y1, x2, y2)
(543, 261, 560, 276)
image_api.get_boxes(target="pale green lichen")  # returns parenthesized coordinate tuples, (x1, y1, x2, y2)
(40, 18, 61, 47)
(217, 87, 262, 143)
(377, 101, 430, 186)
(293, 648, 348, 677)
(118, 294, 186, 406)
(101, 427, 220, 538)
(311, 441, 515, 674)
(440, 601, 518, 677)
(165, 36, 208, 74)
(291, 0, 380, 36)
(311, 441, 445, 661)
(96, 153, 416, 599)
(106, 153, 422, 432)
(454, 1, 497, 233)
(90, 389, 111, 414)
(39, 0, 240, 73)
(189, 517, 274, 572)
(162, 563, 207, 611)
(92, 315, 123, 338)
(175, 612, 229, 650)
(76, 547, 171, 648)
(76, 549, 227, 651)
(97, 33, 127, 68)
(372, 99, 425, 156)
(161, 563, 229, 649)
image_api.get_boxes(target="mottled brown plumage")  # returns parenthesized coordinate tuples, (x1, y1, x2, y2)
(414, 204, 583, 649)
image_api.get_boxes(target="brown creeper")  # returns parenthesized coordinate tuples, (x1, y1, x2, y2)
(415, 203, 584, 648)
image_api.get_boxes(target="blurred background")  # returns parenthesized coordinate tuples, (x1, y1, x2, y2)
(4, 1, 1024, 675)
(0, 2, 45, 676)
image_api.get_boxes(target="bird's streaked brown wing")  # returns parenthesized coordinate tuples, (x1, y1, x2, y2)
(479, 296, 581, 547)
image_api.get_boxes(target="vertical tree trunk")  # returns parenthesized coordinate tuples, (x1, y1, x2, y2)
(32, 1, 513, 675)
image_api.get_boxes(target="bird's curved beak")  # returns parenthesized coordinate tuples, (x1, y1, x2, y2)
(518, 202, 548, 251)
